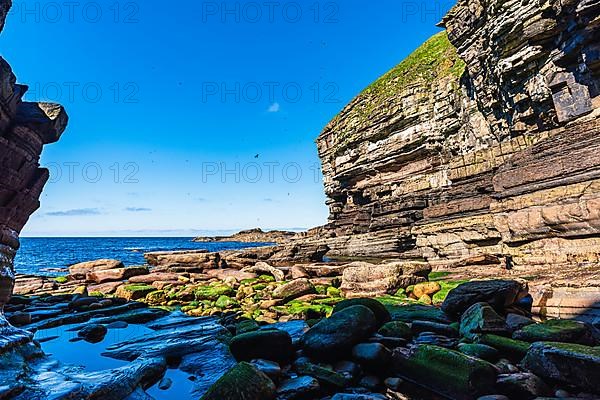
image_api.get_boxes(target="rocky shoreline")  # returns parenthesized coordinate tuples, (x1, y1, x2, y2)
(4, 253, 600, 399)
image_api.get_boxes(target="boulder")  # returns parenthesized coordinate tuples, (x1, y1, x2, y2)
(295, 361, 350, 389)
(496, 372, 551, 399)
(115, 284, 156, 301)
(86, 267, 149, 284)
(69, 259, 124, 279)
(505, 313, 535, 332)
(352, 343, 392, 371)
(393, 344, 498, 399)
(128, 273, 181, 284)
(460, 302, 509, 339)
(200, 362, 276, 400)
(144, 250, 222, 270)
(251, 359, 281, 380)
(413, 282, 442, 298)
(205, 269, 258, 281)
(474, 334, 531, 360)
(301, 305, 378, 360)
(442, 280, 524, 317)
(241, 262, 285, 282)
(340, 262, 429, 298)
(229, 329, 294, 363)
(513, 319, 595, 345)
(78, 324, 108, 343)
(457, 343, 499, 362)
(521, 342, 600, 393)
(411, 320, 459, 338)
(276, 376, 320, 400)
(272, 279, 316, 302)
(332, 298, 391, 326)
(378, 321, 412, 340)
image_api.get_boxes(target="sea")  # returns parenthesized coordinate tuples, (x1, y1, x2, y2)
(15, 237, 272, 276)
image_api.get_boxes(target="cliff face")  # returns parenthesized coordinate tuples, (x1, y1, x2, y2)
(314, 0, 600, 283)
(0, 0, 67, 341)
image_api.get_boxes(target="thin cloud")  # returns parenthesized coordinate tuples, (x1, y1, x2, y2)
(45, 208, 102, 217)
(125, 207, 152, 212)
(267, 102, 280, 113)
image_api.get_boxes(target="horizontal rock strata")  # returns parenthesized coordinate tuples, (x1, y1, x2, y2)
(280, 0, 600, 321)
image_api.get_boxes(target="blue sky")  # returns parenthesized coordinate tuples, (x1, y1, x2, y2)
(2, 0, 453, 236)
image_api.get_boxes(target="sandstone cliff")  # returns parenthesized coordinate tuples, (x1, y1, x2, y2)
(0, 0, 68, 343)
(287, 0, 600, 319)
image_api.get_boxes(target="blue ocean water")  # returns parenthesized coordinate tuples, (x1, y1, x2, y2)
(15, 237, 271, 276)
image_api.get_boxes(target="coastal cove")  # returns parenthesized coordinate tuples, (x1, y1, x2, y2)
(1, 0, 600, 399)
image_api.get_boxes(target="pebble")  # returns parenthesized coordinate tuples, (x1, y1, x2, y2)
(158, 377, 172, 390)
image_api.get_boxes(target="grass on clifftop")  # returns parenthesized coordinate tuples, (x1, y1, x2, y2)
(328, 31, 465, 155)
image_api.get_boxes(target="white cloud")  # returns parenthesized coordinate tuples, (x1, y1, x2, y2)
(267, 102, 281, 113)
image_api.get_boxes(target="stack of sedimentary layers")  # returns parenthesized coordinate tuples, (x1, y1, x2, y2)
(292, 0, 600, 318)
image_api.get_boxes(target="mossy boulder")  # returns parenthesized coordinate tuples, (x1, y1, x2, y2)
(413, 282, 442, 298)
(301, 305, 378, 361)
(393, 344, 497, 399)
(200, 362, 276, 400)
(333, 298, 390, 326)
(378, 321, 412, 340)
(521, 342, 600, 393)
(474, 334, 531, 359)
(513, 319, 595, 345)
(459, 302, 508, 340)
(229, 329, 294, 363)
(457, 343, 499, 362)
(215, 295, 239, 309)
(272, 279, 316, 302)
(194, 284, 235, 301)
(116, 284, 155, 301)
(145, 290, 167, 305)
(235, 319, 260, 335)
(54, 276, 68, 284)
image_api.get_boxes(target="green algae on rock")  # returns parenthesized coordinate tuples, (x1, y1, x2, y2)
(393, 344, 497, 399)
(474, 334, 531, 360)
(229, 329, 294, 363)
(199, 362, 276, 400)
(513, 319, 595, 345)
(332, 298, 391, 326)
(378, 321, 412, 340)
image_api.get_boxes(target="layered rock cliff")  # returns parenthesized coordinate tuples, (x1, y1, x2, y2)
(294, 0, 600, 317)
(0, 0, 67, 346)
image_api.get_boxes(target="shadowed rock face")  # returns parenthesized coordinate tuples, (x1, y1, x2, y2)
(0, 0, 67, 345)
